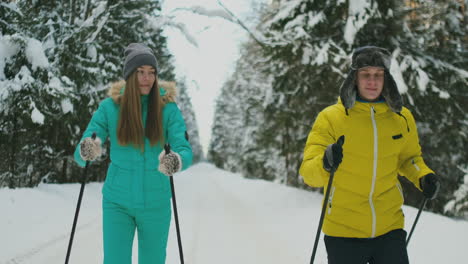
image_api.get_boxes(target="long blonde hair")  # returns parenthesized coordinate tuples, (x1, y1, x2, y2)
(117, 72, 164, 150)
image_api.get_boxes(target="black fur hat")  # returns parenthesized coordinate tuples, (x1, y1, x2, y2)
(339, 46, 402, 112)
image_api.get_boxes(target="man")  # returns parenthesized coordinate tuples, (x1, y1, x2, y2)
(299, 46, 440, 264)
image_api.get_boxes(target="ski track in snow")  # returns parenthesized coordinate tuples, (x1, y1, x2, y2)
(170, 164, 320, 263)
(2, 217, 100, 264)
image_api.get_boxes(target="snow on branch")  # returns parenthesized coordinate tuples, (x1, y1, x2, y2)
(0, 2, 23, 16)
(171, 5, 235, 23)
(146, 15, 199, 48)
(169, 1, 287, 48)
(84, 12, 109, 44)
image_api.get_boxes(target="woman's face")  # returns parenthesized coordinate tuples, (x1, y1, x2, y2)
(356, 67, 384, 101)
(136, 65, 156, 95)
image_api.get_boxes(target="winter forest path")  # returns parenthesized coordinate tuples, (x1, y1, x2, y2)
(177, 164, 308, 263)
(1, 163, 467, 263)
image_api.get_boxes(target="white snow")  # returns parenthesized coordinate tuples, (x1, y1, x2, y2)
(313, 42, 330, 66)
(86, 45, 97, 61)
(15, 66, 34, 87)
(390, 49, 409, 94)
(416, 68, 429, 92)
(270, 0, 302, 26)
(1, 163, 467, 263)
(81, 1, 107, 28)
(445, 166, 468, 217)
(48, 76, 62, 90)
(308, 11, 325, 28)
(25, 38, 49, 71)
(301, 45, 313, 65)
(0, 2, 21, 15)
(84, 13, 109, 44)
(438, 90, 450, 99)
(344, 0, 375, 45)
(30, 102, 45, 125)
(61, 98, 74, 114)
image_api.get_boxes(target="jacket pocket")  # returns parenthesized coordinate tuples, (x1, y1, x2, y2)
(108, 163, 133, 191)
(327, 186, 336, 215)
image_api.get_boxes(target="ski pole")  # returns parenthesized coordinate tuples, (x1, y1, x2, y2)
(406, 197, 428, 246)
(65, 132, 96, 264)
(310, 136, 344, 264)
(165, 143, 185, 264)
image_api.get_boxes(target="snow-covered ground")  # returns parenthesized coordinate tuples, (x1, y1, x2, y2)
(1, 163, 466, 263)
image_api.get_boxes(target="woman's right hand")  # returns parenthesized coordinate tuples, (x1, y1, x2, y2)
(80, 137, 102, 161)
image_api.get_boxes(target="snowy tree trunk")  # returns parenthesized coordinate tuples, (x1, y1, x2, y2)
(61, 158, 68, 182)
(69, 0, 76, 25)
(84, 0, 92, 19)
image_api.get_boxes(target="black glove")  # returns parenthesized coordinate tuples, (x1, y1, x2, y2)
(420, 173, 440, 200)
(323, 135, 345, 172)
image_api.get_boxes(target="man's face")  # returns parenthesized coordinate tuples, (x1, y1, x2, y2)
(356, 67, 384, 101)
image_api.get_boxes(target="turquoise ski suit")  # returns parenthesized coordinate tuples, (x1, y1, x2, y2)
(74, 81, 193, 264)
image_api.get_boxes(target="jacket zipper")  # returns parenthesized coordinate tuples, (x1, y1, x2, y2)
(370, 106, 378, 238)
(396, 182, 404, 200)
(327, 186, 336, 214)
(412, 159, 421, 171)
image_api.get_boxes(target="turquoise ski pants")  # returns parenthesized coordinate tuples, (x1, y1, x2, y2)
(102, 198, 171, 264)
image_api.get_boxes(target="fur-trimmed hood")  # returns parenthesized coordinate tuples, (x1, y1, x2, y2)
(107, 80, 177, 105)
(339, 46, 402, 113)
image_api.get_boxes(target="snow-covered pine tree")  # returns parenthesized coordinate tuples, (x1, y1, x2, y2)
(210, 0, 467, 214)
(381, 0, 468, 212)
(445, 166, 468, 219)
(209, 39, 277, 181)
(175, 79, 204, 163)
(0, 1, 76, 187)
(209, 78, 244, 173)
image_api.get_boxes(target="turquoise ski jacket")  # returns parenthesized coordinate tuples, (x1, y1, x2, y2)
(74, 80, 193, 209)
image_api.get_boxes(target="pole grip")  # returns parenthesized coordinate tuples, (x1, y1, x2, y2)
(336, 135, 345, 147)
(164, 143, 171, 155)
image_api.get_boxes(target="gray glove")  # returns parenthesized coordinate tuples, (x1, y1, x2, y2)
(79, 137, 102, 161)
(158, 148, 182, 176)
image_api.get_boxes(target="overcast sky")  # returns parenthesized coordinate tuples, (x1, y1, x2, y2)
(161, 0, 263, 154)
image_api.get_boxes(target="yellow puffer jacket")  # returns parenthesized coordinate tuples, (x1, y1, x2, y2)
(299, 99, 433, 238)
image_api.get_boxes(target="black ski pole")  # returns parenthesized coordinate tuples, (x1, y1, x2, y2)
(165, 143, 185, 264)
(406, 197, 428, 246)
(65, 132, 96, 264)
(310, 136, 344, 264)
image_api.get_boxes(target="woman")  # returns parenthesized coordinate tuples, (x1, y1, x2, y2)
(299, 46, 440, 264)
(74, 43, 192, 264)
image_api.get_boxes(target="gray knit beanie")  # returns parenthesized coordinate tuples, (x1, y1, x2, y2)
(123, 43, 158, 80)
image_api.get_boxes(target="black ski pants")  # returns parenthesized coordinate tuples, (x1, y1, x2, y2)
(324, 229, 409, 264)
